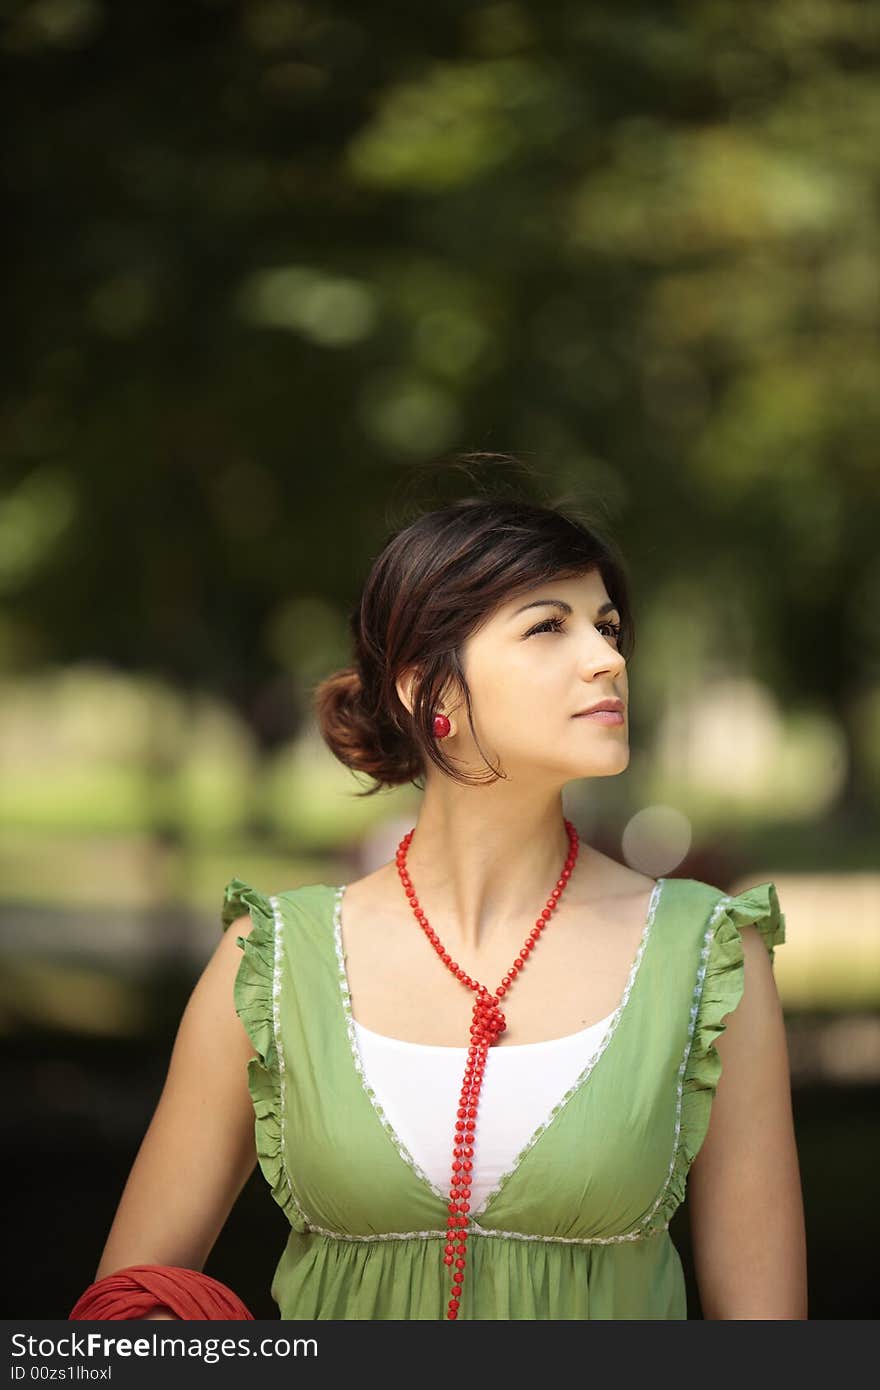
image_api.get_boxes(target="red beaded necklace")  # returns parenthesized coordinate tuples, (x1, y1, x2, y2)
(394, 817, 581, 1320)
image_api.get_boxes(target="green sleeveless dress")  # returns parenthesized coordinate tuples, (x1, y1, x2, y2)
(220, 873, 785, 1320)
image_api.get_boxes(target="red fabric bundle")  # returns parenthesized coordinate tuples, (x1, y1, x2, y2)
(69, 1265, 254, 1321)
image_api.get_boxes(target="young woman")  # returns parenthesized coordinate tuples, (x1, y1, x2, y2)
(93, 495, 807, 1319)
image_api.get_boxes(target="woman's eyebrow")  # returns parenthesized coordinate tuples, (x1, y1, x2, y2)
(510, 598, 619, 619)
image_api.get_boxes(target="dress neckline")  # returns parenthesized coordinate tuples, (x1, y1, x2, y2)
(330, 876, 667, 1221)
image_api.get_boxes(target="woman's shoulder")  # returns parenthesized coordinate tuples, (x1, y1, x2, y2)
(659, 873, 786, 964)
(220, 875, 337, 937)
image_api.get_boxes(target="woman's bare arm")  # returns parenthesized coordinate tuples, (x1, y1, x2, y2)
(687, 923, 808, 1319)
(93, 913, 260, 1308)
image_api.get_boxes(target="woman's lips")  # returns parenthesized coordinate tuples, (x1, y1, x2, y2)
(573, 710, 625, 725)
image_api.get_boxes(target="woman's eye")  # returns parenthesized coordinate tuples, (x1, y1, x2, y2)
(526, 616, 565, 636)
(525, 617, 622, 640)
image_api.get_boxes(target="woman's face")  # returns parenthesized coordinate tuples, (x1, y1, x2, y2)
(452, 568, 630, 788)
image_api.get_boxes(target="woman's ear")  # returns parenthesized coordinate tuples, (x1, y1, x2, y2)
(395, 667, 418, 720)
(396, 668, 457, 734)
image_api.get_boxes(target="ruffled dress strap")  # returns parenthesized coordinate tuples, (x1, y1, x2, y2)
(653, 881, 786, 1229)
(221, 877, 304, 1231)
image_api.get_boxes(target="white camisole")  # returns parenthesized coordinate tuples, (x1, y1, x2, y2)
(352, 1010, 617, 1212)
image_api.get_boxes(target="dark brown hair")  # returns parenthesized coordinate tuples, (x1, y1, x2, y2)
(313, 465, 635, 796)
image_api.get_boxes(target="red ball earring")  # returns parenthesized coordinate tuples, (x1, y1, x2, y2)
(432, 713, 451, 739)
